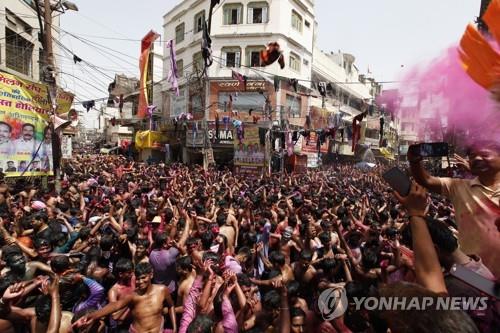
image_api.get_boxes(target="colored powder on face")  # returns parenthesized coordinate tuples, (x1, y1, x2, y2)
(377, 45, 499, 147)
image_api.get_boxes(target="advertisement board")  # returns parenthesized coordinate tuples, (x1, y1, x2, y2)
(234, 126, 265, 177)
(0, 72, 75, 176)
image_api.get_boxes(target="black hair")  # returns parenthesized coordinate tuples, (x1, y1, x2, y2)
(200, 231, 214, 250)
(35, 295, 52, 324)
(202, 251, 219, 263)
(32, 212, 49, 223)
(1, 244, 22, 260)
(299, 249, 313, 262)
(0, 121, 12, 132)
(290, 306, 306, 319)
(50, 255, 70, 273)
(78, 227, 91, 241)
(22, 123, 35, 130)
(153, 232, 168, 249)
(136, 238, 150, 248)
(318, 231, 331, 245)
(216, 214, 226, 227)
(425, 218, 458, 254)
(186, 314, 214, 333)
(135, 262, 153, 277)
(269, 251, 285, 267)
(321, 257, 337, 272)
(237, 273, 251, 287)
(287, 280, 301, 298)
(390, 207, 399, 219)
(262, 290, 281, 310)
(114, 258, 133, 274)
(50, 232, 67, 247)
(337, 206, 347, 219)
(361, 247, 379, 269)
(176, 255, 193, 271)
(99, 234, 114, 251)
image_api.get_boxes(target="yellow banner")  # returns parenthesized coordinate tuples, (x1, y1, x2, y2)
(0, 72, 73, 177)
(135, 130, 165, 149)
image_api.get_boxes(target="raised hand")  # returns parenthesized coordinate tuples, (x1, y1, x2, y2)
(2, 283, 24, 301)
(393, 182, 428, 217)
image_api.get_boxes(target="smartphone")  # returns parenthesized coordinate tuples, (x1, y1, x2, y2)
(410, 142, 449, 158)
(449, 264, 500, 299)
(382, 167, 411, 196)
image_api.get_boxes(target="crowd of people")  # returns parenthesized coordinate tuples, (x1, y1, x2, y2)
(0, 141, 498, 333)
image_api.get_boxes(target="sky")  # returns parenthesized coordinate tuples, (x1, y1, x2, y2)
(55, 0, 482, 128)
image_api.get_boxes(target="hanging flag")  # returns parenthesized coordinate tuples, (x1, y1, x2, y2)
(232, 70, 247, 90)
(352, 112, 367, 152)
(82, 100, 95, 112)
(138, 30, 160, 118)
(260, 42, 285, 69)
(166, 39, 179, 96)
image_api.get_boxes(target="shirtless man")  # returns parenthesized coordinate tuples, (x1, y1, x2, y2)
(131, 239, 150, 266)
(74, 262, 177, 333)
(1, 252, 52, 281)
(108, 258, 135, 332)
(217, 211, 238, 255)
(174, 256, 195, 314)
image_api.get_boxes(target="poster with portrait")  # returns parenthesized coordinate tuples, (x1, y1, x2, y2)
(233, 126, 265, 177)
(0, 72, 72, 177)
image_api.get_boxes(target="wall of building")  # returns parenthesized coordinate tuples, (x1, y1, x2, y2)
(0, 0, 60, 82)
(162, 0, 316, 121)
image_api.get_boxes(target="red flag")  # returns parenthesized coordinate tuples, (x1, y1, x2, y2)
(138, 30, 160, 118)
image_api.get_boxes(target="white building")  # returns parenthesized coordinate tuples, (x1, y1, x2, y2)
(163, 0, 315, 123)
(0, 0, 61, 82)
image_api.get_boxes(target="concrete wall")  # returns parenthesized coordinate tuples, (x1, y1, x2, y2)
(0, 0, 60, 82)
(162, 0, 316, 116)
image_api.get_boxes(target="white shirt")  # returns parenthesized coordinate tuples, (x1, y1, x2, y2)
(14, 138, 40, 156)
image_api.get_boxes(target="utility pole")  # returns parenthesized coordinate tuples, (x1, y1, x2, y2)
(39, 0, 61, 193)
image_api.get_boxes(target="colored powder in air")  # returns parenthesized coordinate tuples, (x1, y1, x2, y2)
(378, 45, 499, 146)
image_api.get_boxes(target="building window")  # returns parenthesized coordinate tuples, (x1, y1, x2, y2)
(6, 28, 33, 76)
(291, 10, 303, 32)
(246, 46, 265, 67)
(289, 52, 301, 72)
(193, 51, 204, 72)
(223, 4, 243, 25)
(175, 23, 185, 44)
(248, 2, 268, 24)
(286, 94, 301, 118)
(305, 20, 311, 28)
(219, 92, 262, 112)
(303, 59, 309, 66)
(176, 59, 184, 77)
(194, 11, 205, 33)
(221, 47, 241, 67)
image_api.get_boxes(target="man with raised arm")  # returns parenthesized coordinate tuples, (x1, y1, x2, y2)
(73, 262, 177, 333)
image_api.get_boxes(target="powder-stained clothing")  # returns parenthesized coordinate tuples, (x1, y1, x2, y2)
(439, 177, 500, 278)
(149, 247, 179, 293)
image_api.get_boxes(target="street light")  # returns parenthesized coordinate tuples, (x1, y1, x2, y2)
(48, 0, 79, 13)
(61, 1, 79, 12)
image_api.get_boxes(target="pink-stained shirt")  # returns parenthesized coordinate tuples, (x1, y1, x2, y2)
(179, 276, 203, 333)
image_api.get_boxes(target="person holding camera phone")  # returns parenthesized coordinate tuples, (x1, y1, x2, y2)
(408, 141, 500, 278)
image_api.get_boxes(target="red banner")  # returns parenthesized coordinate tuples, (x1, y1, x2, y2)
(138, 30, 160, 118)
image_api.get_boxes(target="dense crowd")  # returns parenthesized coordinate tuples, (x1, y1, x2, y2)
(0, 142, 498, 333)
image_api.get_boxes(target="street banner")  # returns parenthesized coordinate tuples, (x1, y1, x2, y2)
(301, 132, 328, 154)
(61, 135, 72, 159)
(234, 126, 265, 177)
(186, 123, 234, 146)
(135, 130, 165, 149)
(0, 72, 75, 177)
(309, 106, 329, 129)
(138, 30, 160, 118)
